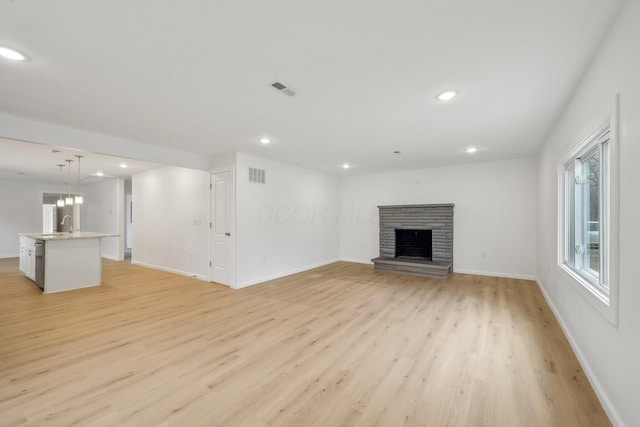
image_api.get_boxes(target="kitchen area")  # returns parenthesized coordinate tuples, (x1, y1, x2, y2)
(17, 155, 120, 293)
(19, 231, 117, 293)
(0, 138, 156, 293)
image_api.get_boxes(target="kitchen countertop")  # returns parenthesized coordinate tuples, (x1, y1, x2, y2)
(20, 232, 119, 240)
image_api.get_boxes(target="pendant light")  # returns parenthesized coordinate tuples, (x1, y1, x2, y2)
(56, 164, 65, 207)
(74, 155, 83, 204)
(65, 159, 74, 206)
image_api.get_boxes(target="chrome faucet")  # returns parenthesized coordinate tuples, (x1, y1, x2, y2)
(61, 215, 73, 234)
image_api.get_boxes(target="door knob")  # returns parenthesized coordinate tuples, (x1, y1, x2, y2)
(225, 232, 231, 236)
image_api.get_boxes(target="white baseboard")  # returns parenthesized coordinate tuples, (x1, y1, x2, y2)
(536, 278, 623, 427)
(102, 255, 124, 261)
(130, 260, 208, 281)
(339, 257, 374, 265)
(233, 258, 340, 289)
(0, 254, 18, 259)
(453, 268, 536, 281)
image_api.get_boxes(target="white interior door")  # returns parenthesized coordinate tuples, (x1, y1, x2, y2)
(210, 171, 233, 286)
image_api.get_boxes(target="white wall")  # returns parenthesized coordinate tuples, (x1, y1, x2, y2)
(234, 152, 340, 288)
(132, 166, 210, 279)
(536, 2, 640, 426)
(339, 157, 537, 279)
(0, 179, 65, 258)
(82, 178, 125, 260)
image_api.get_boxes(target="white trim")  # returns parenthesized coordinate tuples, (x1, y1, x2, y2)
(0, 253, 18, 259)
(130, 260, 208, 281)
(339, 257, 374, 265)
(453, 268, 536, 281)
(607, 94, 621, 325)
(536, 278, 623, 427)
(233, 258, 340, 289)
(208, 168, 236, 287)
(556, 95, 619, 326)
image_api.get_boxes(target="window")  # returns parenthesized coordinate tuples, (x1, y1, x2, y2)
(558, 102, 619, 325)
(563, 125, 609, 290)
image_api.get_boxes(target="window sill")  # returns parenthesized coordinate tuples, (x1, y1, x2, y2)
(558, 263, 618, 326)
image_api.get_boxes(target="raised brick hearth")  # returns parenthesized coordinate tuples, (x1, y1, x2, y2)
(372, 204, 454, 278)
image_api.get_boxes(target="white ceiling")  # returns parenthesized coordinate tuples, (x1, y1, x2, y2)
(0, 137, 160, 183)
(0, 0, 624, 177)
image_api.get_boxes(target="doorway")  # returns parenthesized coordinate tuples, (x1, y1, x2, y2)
(42, 204, 57, 233)
(124, 180, 132, 259)
(210, 170, 234, 286)
(42, 193, 76, 233)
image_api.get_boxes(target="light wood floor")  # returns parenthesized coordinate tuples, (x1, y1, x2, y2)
(0, 259, 610, 426)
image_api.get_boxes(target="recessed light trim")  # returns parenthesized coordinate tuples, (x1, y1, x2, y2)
(0, 46, 27, 61)
(259, 137, 271, 144)
(465, 147, 478, 153)
(436, 90, 458, 101)
(92, 171, 115, 178)
(119, 163, 128, 168)
(342, 163, 351, 169)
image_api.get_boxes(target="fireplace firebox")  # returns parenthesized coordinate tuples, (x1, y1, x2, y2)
(395, 229, 432, 260)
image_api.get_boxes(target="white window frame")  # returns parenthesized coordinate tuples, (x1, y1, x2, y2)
(557, 95, 619, 326)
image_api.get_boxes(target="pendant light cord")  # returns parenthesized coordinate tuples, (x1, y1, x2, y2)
(65, 159, 73, 205)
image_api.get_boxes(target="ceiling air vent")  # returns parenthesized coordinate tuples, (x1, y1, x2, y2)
(270, 80, 296, 97)
(249, 167, 266, 184)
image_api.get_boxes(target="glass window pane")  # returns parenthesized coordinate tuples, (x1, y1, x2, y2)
(582, 150, 600, 277)
(601, 141, 609, 287)
(566, 165, 575, 266)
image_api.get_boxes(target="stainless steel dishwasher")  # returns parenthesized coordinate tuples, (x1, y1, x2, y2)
(34, 240, 45, 290)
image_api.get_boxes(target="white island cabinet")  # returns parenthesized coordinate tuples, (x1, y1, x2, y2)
(18, 235, 37, 280)
(18, 232, 118, 293)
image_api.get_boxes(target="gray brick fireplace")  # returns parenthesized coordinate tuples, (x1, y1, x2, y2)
(372, 204, 454, 278)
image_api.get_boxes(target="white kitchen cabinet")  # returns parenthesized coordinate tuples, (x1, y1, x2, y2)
(19, 237, 26, 273)
(19, 232, 118, 293)
(22, 237, 36, 281)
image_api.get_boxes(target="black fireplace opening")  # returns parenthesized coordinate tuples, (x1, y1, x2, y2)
(395, 229, 432, 260)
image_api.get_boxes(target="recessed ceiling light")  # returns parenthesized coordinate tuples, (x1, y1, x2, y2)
(92, 171, 115, 178)
(0, 46, 27, 61)
(119, 163, 128, 168)
(259, 137, 271, 144)
(342, 163, 351, 169)
(436, 90, 458, 101)
(465, 147, 478, 153)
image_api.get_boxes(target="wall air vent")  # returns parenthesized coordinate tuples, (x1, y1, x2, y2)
(270, 80, 296, 97)
(249, 167, 266, 184)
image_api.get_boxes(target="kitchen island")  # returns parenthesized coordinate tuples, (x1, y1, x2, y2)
(19, 232, 118, 293)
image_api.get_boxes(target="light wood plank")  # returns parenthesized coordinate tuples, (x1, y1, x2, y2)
(0, 259, 610, 426)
